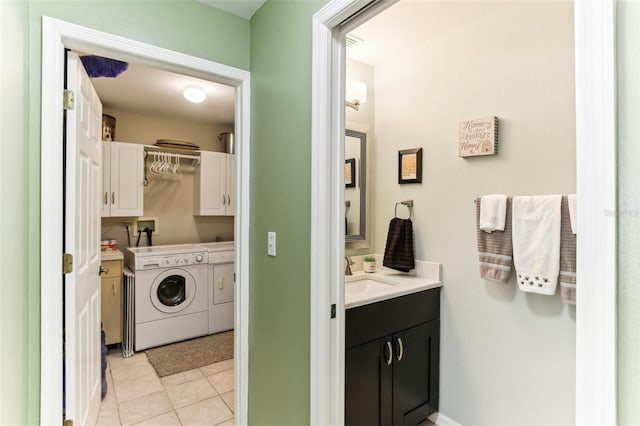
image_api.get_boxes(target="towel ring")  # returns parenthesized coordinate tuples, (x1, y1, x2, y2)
(395, 201, 413, 220)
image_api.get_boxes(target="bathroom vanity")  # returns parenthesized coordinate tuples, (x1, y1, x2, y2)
(345, 267, 441, 425)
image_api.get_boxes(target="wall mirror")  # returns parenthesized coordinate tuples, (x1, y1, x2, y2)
(345, 128, 366, 241)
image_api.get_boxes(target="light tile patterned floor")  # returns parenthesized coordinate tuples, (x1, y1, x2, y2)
(98, 350, 234, 426)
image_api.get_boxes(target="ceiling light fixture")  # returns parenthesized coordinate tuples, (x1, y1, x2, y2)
(345, 81, 367, 111)
(183, 86, 206, 103)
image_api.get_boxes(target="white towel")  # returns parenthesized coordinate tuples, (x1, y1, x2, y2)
(567, 194, 577, 235)
(512, 195, 562, 295)
(479, 194, 508, 233)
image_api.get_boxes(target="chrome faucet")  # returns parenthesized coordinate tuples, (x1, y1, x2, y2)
(345, 256, 354, 276)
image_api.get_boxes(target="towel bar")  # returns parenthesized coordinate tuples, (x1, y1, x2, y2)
(395, 200, 414, 219)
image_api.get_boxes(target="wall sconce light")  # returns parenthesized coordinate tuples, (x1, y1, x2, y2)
(183, 86, 206, 103)
(345, 81, 367, 111)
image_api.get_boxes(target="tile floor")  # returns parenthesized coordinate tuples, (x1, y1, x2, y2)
(98, 349, 235, 426)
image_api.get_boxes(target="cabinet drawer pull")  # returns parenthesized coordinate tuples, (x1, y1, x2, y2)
(396, 337, 404, 361)
(111, 192, 115, 204)
(227, 195, 231, 205)
(385, 341, 393, 365)
(104, 192, 108, 205)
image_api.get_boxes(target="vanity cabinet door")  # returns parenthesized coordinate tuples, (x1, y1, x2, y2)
(392, 321, 440, 425)
(345, 288, 441, 426)
(345, 338, 392, 426)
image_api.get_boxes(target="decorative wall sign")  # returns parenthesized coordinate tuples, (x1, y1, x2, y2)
(345, 158, 355, 188)
(398, 148, 422, 184)
(458, 116, 499, 157)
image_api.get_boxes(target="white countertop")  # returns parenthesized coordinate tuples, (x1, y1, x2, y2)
(344, 260, 442, 309)
(101, 249, 124, 261)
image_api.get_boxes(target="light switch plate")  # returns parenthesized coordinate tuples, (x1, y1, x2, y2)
(268, 231, 276, 256)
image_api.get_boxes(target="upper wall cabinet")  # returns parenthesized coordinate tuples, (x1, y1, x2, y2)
(102, 141, 144, 217)
(194, 151, 235, 216)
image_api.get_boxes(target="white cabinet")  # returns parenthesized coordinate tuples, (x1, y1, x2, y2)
(102, 141, 144, 217)
(194, 151, 235, 216)
(208, 251, 235, 334)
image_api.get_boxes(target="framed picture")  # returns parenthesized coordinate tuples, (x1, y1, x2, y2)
(398, 148, 422, 184)
(345, 158, 356, 188)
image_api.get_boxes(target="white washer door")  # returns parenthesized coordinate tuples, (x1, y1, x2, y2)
(150, 268, 196, 313)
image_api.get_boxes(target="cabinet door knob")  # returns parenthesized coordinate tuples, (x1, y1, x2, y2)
(104, 192, 108, 205)
(395, 337, 404, 361)
(111, 192, 115, 204)
(385, 341, 393, 366)
(99, 265, 109, 275)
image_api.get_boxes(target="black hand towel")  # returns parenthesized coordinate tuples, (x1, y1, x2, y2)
(383, 218, 415, 272)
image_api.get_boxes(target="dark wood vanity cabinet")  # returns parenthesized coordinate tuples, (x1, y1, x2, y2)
(345, 288, 440, 426)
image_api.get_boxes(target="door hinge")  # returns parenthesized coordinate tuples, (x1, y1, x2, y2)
(63, 419, 73, 426)
(63, 253, 74, 274)
(63, 89, 75, 110)
(331, 304, 336, 319)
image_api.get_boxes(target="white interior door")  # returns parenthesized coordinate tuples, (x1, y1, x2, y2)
(64, 51, 103, 426)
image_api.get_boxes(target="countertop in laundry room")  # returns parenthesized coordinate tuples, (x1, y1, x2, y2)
(101, 249, 124, 261)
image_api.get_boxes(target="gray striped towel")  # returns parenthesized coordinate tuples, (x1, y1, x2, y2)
(476, 197, 513, 283)
(560, 195, 576, 304)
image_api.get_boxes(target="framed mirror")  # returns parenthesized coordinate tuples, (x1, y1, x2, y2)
(345, 129, 367, 241)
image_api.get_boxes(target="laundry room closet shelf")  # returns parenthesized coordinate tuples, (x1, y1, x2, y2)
(143, 145, 202, 162)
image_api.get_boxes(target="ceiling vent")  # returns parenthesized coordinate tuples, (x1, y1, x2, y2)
(346, 34, 364, 48)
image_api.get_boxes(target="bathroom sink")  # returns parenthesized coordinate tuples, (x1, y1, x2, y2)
(345, 279, 394, 297)
(344, 272, 442, 309)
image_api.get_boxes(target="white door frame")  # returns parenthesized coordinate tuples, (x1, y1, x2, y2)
(310, 1, 617, 424)
(40, 16, 251, 424)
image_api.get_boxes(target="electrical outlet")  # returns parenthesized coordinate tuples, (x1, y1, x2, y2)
(268, 231, 276, 257)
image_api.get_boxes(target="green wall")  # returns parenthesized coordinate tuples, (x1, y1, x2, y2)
(0, 2, 30, 424)
(0, 1, 249, 423)
(617, 2, 640, 423)
(248, 1, 325, 424)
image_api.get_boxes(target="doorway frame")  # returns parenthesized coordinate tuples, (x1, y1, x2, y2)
(310, 0, 617, 424)
(40, 17, 251, 424)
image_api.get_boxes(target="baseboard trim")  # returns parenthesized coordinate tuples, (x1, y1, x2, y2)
(428, 412, 463, 426)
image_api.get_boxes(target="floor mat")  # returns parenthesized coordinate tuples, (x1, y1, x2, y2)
(145, 331, 233, 377)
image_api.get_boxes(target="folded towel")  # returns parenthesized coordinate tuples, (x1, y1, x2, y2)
(567, 194, 577, 235)
(476, 197, 513, 283)
(560, 195, 577, 304)
(512, 195, 562, 295)
(383, 218, 415, 272)
(480, 194, 508, 232)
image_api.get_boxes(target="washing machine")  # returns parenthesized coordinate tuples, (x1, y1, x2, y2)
(124, 244, 209, 351)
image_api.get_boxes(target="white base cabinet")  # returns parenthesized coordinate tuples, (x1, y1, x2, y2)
(102, 141, 144, 217)
(195, 151, 234, 216)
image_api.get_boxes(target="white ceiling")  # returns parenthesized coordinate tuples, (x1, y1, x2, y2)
(89, 60, 236, 126)
(198, 0, 267, 19)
